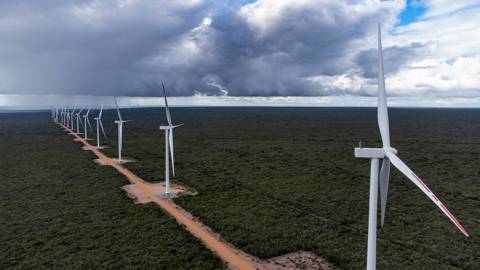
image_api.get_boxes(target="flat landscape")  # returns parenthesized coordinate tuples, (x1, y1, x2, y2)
(0, 112, 223, 269)
(2, 107, 479, 269)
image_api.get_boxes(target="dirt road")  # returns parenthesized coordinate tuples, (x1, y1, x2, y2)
(58, 123, 258, 270)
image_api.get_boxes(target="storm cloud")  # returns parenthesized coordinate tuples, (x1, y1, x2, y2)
(355, 42, 426, 78)
(0, 0, 478, 98)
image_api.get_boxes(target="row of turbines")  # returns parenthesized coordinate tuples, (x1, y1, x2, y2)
(49, 25, 468, 270)
(53, 104, 106, 148)
(51, 84, 179, 198)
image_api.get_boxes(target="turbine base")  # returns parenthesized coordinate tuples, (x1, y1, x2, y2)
(156, 192, 177, 199)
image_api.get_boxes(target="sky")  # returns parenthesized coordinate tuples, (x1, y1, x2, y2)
(0, 0, 479, 108)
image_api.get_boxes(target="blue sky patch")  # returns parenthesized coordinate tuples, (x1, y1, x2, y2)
(398, 0, 427, 26)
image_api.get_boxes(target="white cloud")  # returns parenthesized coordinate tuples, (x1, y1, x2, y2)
(388, 56, 480, 96)
(381, 1, 480, 98)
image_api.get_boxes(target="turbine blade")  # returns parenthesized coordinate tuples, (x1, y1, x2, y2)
(87, 119, 92, 130)
(379, 158, 391, 227)
(99, 105, 104, 118)
(113, 97, 123, 121)
(385, 151, 469, 237)
(168, 129, 175, 176)
(162, 82, 173, 126)
(99, 120, 107, 137)
(377, 23, 391, 148)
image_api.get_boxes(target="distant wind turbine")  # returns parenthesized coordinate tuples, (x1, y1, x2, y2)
(94, 105, 107, 149)
(159, 83, 182, 197)
(66, 107, 70, 127)
(61, 107, 65, 126)
(70, 105, 77, 130)
(83, 106, 92, 140)
(114, 97, 130, 163)
(76, 108, 84, 134)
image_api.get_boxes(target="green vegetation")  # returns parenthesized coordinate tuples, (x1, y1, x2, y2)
(0, 113, 223, 269)
(105, 107, 478, 270)
(2, 108, 479, 269)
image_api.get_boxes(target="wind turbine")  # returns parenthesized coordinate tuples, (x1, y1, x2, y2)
(65, 107, 70, 127)
(67, 107, 72, 128)
(70, 105, 77, 130)
(94, 105, 107, 149)
(114, 97, 129, 163)
(159, 83, 182, 197)
(354, 24, 469, 270)
(67, 107, 73, 128)
(76, 108, 84, 134)
(63, 106, 70, 128)
(63, 107, 67, 126)
(83, 106, 92, 140)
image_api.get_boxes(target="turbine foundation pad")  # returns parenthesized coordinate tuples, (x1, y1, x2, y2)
(259, 251, 333, 270)
(122, 182, 196, 204)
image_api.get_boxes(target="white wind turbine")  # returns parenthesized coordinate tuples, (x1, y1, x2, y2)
(67, 106, 72, 128)
(64, 106, 68, 126)
(65, 107, 70, 127)
(68, 107, 72, 128)
(61, 107, 65, 125)
(83, 106, 92, 140)
(70, 105, 77, 130)
(114, 97, 130, 163)
(354, 24, 469, 270)
(94, 105, 107, 149)
(76, 108, 84, 134)
(159, 83, 182, 197)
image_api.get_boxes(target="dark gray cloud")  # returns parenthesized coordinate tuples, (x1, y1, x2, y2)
(0, 0, 403, 97)
(354, 42, 426, 78)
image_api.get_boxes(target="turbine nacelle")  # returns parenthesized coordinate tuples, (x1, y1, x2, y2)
(159, 124, 183, 130)
(114, 120, 130, 124)
(354, 147, 397, 159)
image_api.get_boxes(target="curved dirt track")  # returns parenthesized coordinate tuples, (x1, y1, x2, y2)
(58, 123, 258, 270)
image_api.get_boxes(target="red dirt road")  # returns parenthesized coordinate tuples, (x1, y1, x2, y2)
(59, 124, 258, 270)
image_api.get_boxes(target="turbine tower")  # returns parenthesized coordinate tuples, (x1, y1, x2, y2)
(76, 108, 84, 134)
(159, 83, 182, 198)
(61, 107, 65, 125)
(354, 24, 469, 270)
(65, 107, 70, 127)
(94, 105, 107, 149)
(83, 106, 92, 140)
(67, 108, 73, 128)
(70, 105, 77, 130)
(55, 107, 59, 122)
(114, 97, 129, 163)
(63, 106, 67, 126)
(67, 107, 72, 129)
